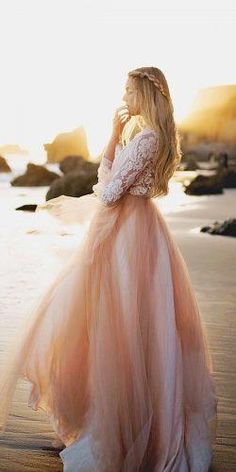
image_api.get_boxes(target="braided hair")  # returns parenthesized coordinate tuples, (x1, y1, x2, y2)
(129, 69, 169, 100)
(124, 66, 182, 198)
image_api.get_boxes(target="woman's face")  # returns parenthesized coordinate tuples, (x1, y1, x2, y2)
(122, 78, 140, 116)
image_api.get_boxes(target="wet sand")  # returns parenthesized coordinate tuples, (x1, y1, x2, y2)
(0, 188, 235, 471)
(166, 190, 236, 471)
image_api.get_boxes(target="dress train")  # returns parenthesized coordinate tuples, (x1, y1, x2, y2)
(0, 192, 217, 471)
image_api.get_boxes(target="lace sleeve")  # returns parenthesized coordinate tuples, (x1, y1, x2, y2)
(92, 143, 123, 196)
(96, 144, 123, 184)
(97, 156, 112, 185)
(95, 131, 158, 207)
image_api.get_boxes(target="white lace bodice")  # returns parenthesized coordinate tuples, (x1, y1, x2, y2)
(92, 129, 158, 206)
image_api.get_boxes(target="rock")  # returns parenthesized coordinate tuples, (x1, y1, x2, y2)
(182, 157, 199, 171)
(196, 152, 220, 170)
(15, 204, 37, 212)
(184, 174, 224, 195)
(200, 218, 236, 237)
(0, 144, 28, 155)
(218, 152, 229, 169)
(222, 169, 236, 188)
(179, 85, 236, 143)
(59, 155, 84, 173)
(44, 127, 90, 163)
(11, 163, 60, 186)
(59, 155, 98, 174)
(46, 169, 98, 200)
(0, 155, 11, 172)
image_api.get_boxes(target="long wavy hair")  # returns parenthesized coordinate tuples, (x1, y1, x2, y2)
(122, 66, 182, 198)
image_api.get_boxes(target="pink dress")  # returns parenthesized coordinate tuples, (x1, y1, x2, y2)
(0, 128, 217, 471)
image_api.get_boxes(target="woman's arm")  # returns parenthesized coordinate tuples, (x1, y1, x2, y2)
(94, 105, 131, 192)
(104, 134, 120, 164)
(98, 104, 130, 171)
(94, 131, 158, 207)
(94, 135, 121, 192)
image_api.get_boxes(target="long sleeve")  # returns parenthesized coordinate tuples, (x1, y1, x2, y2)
(97, 156, 113, 186)
(94, 131, 158, 207)
(92, 143, 123, 197)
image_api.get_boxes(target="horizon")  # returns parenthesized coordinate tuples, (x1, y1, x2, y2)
(0, 1, 235, 158)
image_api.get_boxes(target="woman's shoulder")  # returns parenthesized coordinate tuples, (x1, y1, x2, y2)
(119, 128, 158, 157)
(132, 128, 159, 144)
(125, 127, 158, 145)
(132, 128, 159, 152)
(121, 128, 158, 164)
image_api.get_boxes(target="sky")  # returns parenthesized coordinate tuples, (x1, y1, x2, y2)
(0, 0, 235, 158)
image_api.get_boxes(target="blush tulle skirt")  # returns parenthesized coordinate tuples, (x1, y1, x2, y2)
(0, 192, 217, 471)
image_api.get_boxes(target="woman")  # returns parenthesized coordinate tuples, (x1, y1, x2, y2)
(0, 66, 217, 471)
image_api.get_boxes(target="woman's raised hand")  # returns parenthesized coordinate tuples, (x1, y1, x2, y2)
(111, 105, 131, 141)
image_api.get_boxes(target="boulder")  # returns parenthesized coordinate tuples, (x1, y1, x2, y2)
(184, 174, 224, 195)
(179, 84, 236, 143)
(15, 204, 37, 212)
(44, 127, 90, 163)
(0, 144, 28, 155)
(222, 169, 236, 188)
(200, 218, 236, 237)
(0, 155, 11, 172)
(11, 163, 60, 186)
(59, 155, 98, 174)
(182, 157, 199, 171)
(46, 169, 98, 200)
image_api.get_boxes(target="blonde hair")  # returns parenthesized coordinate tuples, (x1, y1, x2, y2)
(123, 66, 182, 198)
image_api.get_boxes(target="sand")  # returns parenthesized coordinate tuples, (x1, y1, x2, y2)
(0, 183, 235, 471)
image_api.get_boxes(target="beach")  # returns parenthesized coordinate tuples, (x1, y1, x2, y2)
(0, 167, 235, 471)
